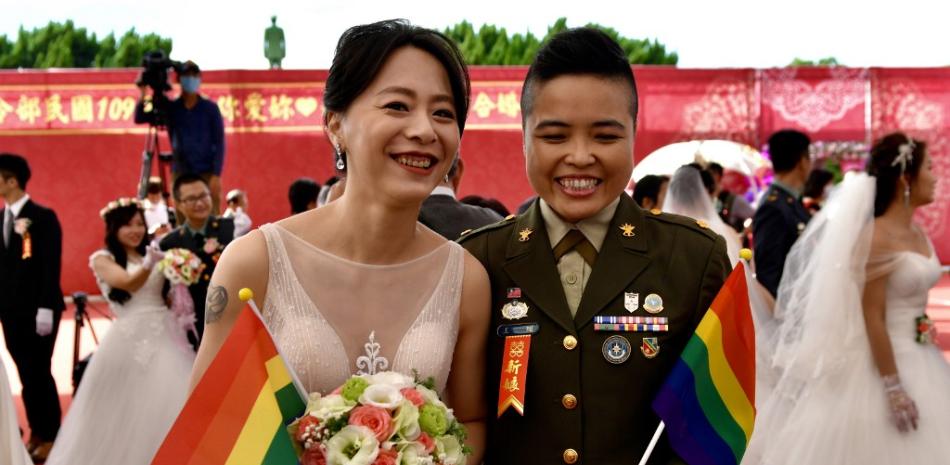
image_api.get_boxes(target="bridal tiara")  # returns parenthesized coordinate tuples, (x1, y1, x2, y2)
(891, 138, 916, 175)
(99, 197, 144, 219)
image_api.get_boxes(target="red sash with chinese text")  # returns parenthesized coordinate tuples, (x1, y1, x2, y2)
(497, 334, 531, 417)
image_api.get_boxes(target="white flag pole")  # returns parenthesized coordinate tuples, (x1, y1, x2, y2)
(638, 421, 666, 465)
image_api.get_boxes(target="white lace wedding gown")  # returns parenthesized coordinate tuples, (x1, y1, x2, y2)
(0, 361, 30, 465)
(259, 224, 463, 395)
(744, 174, 950, 464)
(45, 251, 195, 465)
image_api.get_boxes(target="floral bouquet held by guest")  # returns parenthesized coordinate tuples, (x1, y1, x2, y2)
(158, 248, 205, 339)
(289, 372, 470, 465)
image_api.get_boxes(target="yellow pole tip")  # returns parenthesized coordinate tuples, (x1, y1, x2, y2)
(238, 288, 254, 302)
(739, 248, 753, 261)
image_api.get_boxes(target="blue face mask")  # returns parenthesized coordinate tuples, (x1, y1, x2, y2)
(180, 76, 201, 94)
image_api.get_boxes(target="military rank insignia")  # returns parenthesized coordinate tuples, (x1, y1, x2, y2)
(602, 335, 632, 364)
(641, 337, 660, 358)
(624, 292, 639, 313)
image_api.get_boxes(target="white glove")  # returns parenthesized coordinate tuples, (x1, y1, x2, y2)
(35, 308, 54, 336)
(883, 374, 919, 433)
(142, 244, 165, 270)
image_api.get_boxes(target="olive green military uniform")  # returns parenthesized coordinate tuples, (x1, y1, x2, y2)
(460, 194, 730, 465)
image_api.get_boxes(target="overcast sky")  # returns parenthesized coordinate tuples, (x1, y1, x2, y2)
(3, 0, 948, 70)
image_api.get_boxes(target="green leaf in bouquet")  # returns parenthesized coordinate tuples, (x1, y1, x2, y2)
(323, 414, 350, 438)
(411, 369, 437, 391)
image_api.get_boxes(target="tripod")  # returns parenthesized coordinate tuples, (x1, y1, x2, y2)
(137, 124, 175, 206)
(70, 292, 112, 393)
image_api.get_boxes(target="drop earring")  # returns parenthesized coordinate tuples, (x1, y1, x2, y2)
(334, 145, 346, 171)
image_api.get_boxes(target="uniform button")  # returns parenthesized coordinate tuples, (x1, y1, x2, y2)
(562, 394, 577, 409)
(565, 273, 578, 285)
(563, 448, 579, 464)
(562, 335, 578, 350)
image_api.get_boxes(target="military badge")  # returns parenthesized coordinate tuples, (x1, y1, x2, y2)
(507, 287, 522, 299)
(602, 335, 632, 364)
(624, 292, 639, 313)
(643, 293, 664, 314)
(518, 228, 533, 242)
(641, 337, 660, 358)
(619, 223, 636, 237)
(501, 301, 529, 320)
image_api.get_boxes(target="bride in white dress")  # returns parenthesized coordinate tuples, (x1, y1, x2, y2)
(0, 361, 30, 465)
(45, 200, 195, 465)
(663, 164, 743, 265)
(192, 20, 490, 462)
(744, 133, 950, 464)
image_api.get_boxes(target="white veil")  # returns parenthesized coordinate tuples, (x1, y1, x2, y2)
(663, 165, 742, 265)
(743, 173, 876, 463)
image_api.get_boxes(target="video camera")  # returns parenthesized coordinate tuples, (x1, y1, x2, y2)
(135, 50, 182, 127)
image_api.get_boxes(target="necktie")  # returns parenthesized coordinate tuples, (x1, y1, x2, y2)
(553, 229, 598, 267)
(3, 208, 12, 248)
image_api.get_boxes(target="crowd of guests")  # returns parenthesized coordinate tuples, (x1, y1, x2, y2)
(0, 18, 947, 465)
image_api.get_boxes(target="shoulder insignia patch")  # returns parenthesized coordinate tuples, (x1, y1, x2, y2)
(650, 208, 662, 215)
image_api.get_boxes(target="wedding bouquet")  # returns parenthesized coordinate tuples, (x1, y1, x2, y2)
(288, 372, 470, 465)
(157, 248, 204, 338)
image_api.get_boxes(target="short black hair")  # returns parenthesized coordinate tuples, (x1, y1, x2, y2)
(802, 168, 834, 199)
(707, 162, 724, 178)
(324, 19, 470, 135)
(520, 27, 638, 124)
(768, 129, 811, 173)
(172, 173, 209, 201)
(632, 174, 669, 207)
(288, 177, 320, 214)
(0, 153, 31, 190)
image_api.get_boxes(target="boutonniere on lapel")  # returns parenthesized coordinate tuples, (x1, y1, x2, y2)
(14, 218, 32, 259)
(202, 236, 223, 263)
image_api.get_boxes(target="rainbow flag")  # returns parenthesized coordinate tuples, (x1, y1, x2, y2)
(652, 262, 755, 465)
(152, 304, 305, 465)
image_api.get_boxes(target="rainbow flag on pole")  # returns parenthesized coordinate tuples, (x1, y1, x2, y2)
(152, 298, 305, 465)
(652, 261, 756, 465)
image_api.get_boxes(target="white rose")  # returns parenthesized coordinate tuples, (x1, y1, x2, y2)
(367, 371, 414, 389)
(325, 425, 380, 465)
(392, 400, 421, 441)
(397, 442, 429, 465)
(359, 383, 405, 410)
(310, 394, 356, 421)
(435, 435, 465, 465)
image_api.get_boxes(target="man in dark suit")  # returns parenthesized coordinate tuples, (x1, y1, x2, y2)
(753, 129, 813, 297)
(419, 156, 502, 240)
(460, 29, 730, 465)
(159, 173, 234, 344)
(0, 153, 64, 461)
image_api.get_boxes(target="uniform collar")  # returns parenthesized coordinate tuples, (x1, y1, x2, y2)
(430, 185, 456, 199)
(185, 218, 209, 237)
(6, 193, 30, 217)
(772, 180, 801, 199)
(539, 197, 620, 252)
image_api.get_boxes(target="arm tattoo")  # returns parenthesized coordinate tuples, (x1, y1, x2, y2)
(205, 285, 229, 325)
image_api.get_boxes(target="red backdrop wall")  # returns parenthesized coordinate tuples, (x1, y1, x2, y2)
(1, 66, 947, 294)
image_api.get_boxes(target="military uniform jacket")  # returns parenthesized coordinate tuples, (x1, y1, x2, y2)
(751, 183, 811, 297)
(460, 195, 730, 465)
(159, 216, 234, 336)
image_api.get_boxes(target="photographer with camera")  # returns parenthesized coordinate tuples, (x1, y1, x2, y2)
(134, 59, 226, 215)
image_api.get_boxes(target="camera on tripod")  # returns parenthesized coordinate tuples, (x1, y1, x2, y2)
(135, 50, 182, 127)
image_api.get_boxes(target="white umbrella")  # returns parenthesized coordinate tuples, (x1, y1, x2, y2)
(632, 140, 769, 182)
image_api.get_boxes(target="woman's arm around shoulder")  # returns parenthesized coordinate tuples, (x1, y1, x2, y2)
(446, 249, 491, 464)
(189, 229, 270, 391)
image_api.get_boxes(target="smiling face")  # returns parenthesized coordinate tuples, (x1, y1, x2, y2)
(117, 212, 147, 251)
(524, 75, 635, 223)
(326, 46, 460, 206)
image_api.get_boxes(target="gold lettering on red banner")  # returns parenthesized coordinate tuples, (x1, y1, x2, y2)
(497, 334, 531, 417)
(216, 95, 241, 123)
(269, 94, 295, 121)
(70, 95, 94, 123)
(0, 97, 13, 124)
(45, 94, 69, 124)
(244, 92, 268, 123)
(17, 96, 41, 124)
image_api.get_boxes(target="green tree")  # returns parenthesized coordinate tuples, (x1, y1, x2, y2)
(789, 57, 841, 67)
(444, 17, 678, 65)
(0, 21, 172, 69)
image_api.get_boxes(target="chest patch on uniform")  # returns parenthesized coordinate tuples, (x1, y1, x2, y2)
(602, 335, 632, 364)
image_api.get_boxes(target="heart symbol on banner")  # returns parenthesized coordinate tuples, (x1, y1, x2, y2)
(294, 98, 319, 117)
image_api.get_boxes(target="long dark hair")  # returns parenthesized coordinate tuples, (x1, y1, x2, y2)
(323, 19, 471, 168)
(867, 132, 926, 217)
(103, 205, 149, 304)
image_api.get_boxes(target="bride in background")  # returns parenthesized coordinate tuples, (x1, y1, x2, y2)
(194, 20, 490, 462)
(743, 133, 950, 464)
(0, 361, 30, 465)
(663, 164, 742, 265)
(45, 200, 195, 465)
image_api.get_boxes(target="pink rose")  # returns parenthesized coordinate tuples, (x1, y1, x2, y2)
(400, 388, 425, 407)
(302, 447, 327, 465)
(372, 449, 399, 465)
(417, 432, 436, 454)
(348, 405, 394, 443)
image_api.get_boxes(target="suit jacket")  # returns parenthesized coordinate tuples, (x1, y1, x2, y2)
(460, 195, 730, 465)
(418, 194, 503, 240)
(0, 200, 65, 312)
(159, 216, 234, 334)
(752, 183, 811, 297)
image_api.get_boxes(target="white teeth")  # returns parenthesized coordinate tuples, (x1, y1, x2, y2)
(396, 156, 432, 169)
(560, 178, 597, 189)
